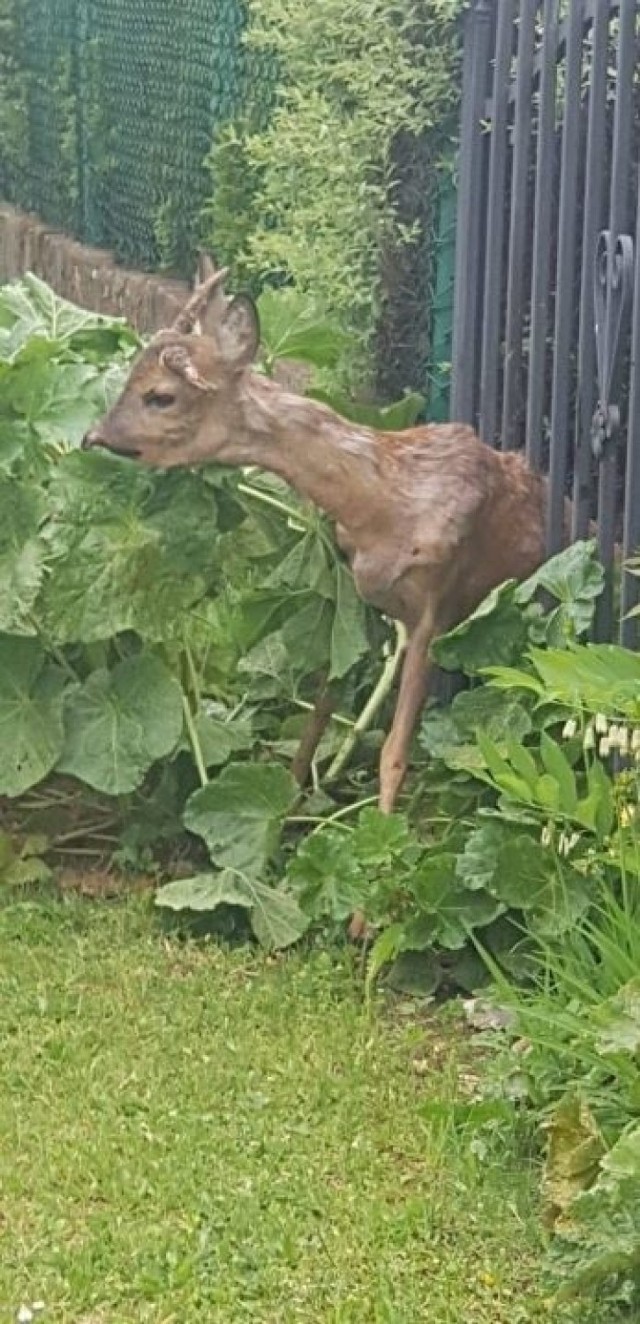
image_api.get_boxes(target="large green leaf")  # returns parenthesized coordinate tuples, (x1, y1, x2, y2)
(457, 810, 589, 932)
(0, 636, 67, 795)
(239, 630, 295, 698)
(352, 806, 418, 862)
(516, 540, 604, 643)
(155, 868, 308, 951)
(184, 762, 299, 875)
(0, 476, 46, 634)
(329, 561, 370, 679)
(574, 758, 614, 841)
(539, 732, 578, 813)
(59, 653, 184, 795)
(155, 870, 251, 912)
(286, 827, 369, 921)
(452, 686, 533, 742)
(528, 644, 640, 718)
(281, 594, 334, 673)
(0, 273, 138, 360)
(475, 731, 536, 803)
(308, 388, 425, 431)
(244, 875, 309, 950)
(257, 288, 348, 369)
(420, 687, 532, 773)
(408, 853, 503, 949)
(5, 359, 105, 446)
(457, 823, 552, 908)
(39, 452, 223, 642)
(432, 581, 529, 675)
(265, 530, 334, 598)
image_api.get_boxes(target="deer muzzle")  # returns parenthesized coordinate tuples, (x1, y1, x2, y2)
(81, 428, 141, 458)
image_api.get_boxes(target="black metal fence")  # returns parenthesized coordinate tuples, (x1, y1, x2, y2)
(451, 0, 640, 644)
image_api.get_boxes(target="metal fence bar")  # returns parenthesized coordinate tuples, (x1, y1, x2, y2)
(478, 0, 515, 446)
(546, 0, 584, 554)
(525, 0, 559, 470)
(519, 0, 621, 98)
(501, 0, 538, 450)
(451, 0, 494, 425)
(594, 0, 636, 639)
(621, 168, 640, 648)
(571, 4, 609, 540)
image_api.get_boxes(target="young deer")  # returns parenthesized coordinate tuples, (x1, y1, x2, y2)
(83, 263, 551, 842)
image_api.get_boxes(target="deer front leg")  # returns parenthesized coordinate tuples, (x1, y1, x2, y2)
(290, 677, 336, 788)
(377, 611, 434, 813)
(348, 607, 435, 940)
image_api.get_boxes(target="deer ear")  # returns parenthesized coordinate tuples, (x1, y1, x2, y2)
(217, 296, 260, 366)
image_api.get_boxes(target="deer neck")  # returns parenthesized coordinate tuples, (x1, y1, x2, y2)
(225, 374, 385, 539)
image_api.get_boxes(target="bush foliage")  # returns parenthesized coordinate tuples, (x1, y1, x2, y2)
(202, 0, 464, 384)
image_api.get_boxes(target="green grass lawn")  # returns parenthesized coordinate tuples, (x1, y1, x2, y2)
(0, 897, 589, 1323)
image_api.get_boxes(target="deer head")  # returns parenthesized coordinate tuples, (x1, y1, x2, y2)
(82, 260, 260, 467)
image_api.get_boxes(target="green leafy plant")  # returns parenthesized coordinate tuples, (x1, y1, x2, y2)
(0, 275, 415, 946)
(466, 640, 640, 1310)
(484, 927, 640, 1308)
(0, 828, 50, 889)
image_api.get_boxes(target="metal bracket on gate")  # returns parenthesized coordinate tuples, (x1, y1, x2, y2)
(592, 229, 634, 460)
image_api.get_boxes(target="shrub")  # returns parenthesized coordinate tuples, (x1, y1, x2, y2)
(202, 0, 464, 386)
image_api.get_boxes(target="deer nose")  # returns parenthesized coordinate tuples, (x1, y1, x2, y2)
(81, 428, 103, 451)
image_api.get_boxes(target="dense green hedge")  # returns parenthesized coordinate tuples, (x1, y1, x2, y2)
(203, 0, 464, 389)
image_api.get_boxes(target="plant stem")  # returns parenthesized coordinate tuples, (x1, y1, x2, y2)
(285, 795, 381, 835)
(181, 693, 208, 789)
(184, 641, 202, 711)
(27, 614, 80, 685)
(287, 816, 351, 830)
(324, 623, 407, 784)
(293, 697, 354, 728)
(237, 480, 307, 528)
(237, 479, 333, 550)
(307, 796, 380, 836)
(54, 822, 119, 846)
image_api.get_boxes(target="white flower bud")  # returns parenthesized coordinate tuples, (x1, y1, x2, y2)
(595, 713, 609, 735)
(562, 718, 578, 740)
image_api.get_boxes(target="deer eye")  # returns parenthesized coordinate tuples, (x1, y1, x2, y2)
(143, 390, 176, 410)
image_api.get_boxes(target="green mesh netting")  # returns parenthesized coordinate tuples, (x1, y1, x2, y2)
(83, 0, 248, 273)
(1, 0, 78, 231)
(0, 0, 255, 277)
